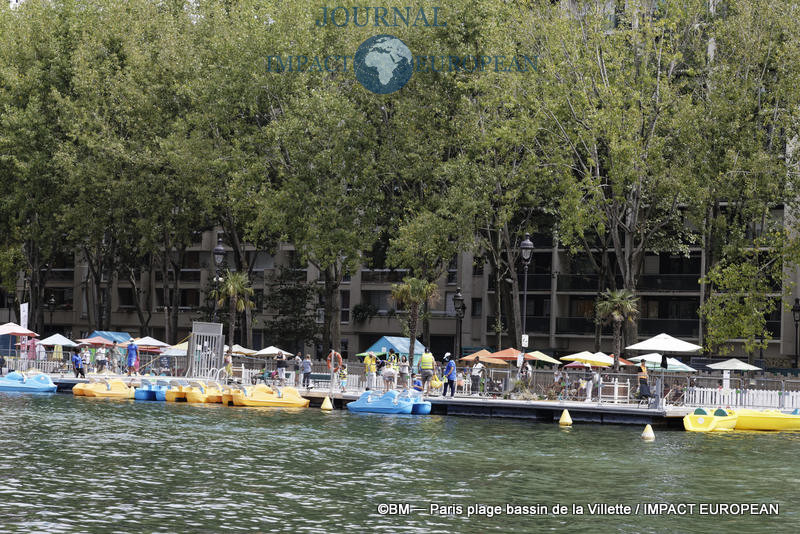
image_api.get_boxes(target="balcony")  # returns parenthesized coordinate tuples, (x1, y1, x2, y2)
(488, 274, 552, 292)
(556, 317, 609, 335)
(639, 318, 699, 337)
(638, 274, 700, 292)
(557, 274, 600, 291)
(486, 315, 550, 334)
(360, 269, 408, 284)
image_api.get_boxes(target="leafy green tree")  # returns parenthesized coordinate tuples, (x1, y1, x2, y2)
(261, 268, 319, 354)
(390, 277, 439, 365)
(596, 289, 639, 370)
(212, 270, 255, 350)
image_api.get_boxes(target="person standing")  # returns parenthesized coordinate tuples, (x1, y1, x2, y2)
(637, 361, 650, 399)
(72, 351, 85, 378)
(397, 355, 409, 389)
(470, 359, 485, 396)
(364, 351, 377, 390)
(417, 351, 435, 395)
(302, 354, 313, 389)
(109, 342, 122, 373)
(0, 354, 5, 376)
(442, 353, 456, 398)
(80, 346, 91, 374)
(276, 352, 287, 386)
(338, 362, 348, 392)
(95, 346, 107, 372)
(293, 353, 302, 387)
(126, 342, 138, 377)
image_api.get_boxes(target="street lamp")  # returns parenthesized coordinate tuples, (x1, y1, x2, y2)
(792, 298, 800, 368)
(212, 237, 226, 322)
(453, 287, 465, 360)
(47, 294, 55, 335)
(519, 233, 534, 346)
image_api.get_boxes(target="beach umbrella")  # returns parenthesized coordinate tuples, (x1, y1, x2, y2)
(625, 333, 702, 353)
(564, 361, 592, 368)
(254, 345, 293, 357)
(629, 354, 697, 372)
(460, 349, 492, 361)
(161, 342, 187, 357)
(473, 356, 508, 366)
(77, 335, 115, 346)
(0, 322, 38, 337)
(706, 358, 762, 371)
(225, 344, 257, 355)
(561, 351, 614, 367)
(125, 336, 170, 348)
(38, 333, 78, 348)
(524, 351, 562, 365)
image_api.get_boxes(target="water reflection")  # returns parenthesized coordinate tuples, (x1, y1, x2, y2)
(0, 393, 797, 533)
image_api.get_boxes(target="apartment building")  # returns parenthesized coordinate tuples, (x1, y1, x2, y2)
(3, 223, 795, 366)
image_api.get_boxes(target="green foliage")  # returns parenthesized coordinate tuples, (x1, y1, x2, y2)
(261, 268, 319, 352)
(596, 289, 639, 369)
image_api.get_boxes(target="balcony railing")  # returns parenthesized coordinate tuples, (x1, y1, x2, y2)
(556, 317, 610, 335)
(488, 274, 552, 292)
(557, 274, 600, 291)
(486, 315, 550, 334)
(360, 269, 408, 284)
(639, 318, 699, 337)
(638, 274, 700, 291)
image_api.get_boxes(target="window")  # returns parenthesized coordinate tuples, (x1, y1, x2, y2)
(180, 289, 200, 309)
(340, 290, 350, 323)
(340, 338, 349, 359)
(570, 297, 595, 318)
(118, 287, 135, 309)
(363, 290, 391, 312)
(471, 298, 482, 317)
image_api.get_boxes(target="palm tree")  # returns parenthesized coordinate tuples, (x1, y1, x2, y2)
(390, 277, 439, 366)
(212, 271, 255, 350)
(595, 289, 639, 370)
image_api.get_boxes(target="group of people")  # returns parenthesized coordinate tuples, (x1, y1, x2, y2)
(70, 342, 141, 378)
(264, 352, 314, 389)
(359, 350, 461, 397)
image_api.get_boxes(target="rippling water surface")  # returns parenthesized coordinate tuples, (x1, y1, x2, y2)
(1, 393, 798, 533)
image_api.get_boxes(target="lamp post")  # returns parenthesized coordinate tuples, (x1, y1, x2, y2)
(453, 287, 465, 360)
(792, 298, 800, 368)
(519, 233, 534, 347)
(212, 237, 226, 322)
(47, 294, 55, 335)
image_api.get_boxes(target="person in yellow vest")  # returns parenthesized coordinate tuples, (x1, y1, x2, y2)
(364, 351, 377, 390)
(417, 352, 435, 395)
(637, 361, 651, 399)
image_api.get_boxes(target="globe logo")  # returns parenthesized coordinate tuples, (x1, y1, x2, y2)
(354, 35, 413, 94)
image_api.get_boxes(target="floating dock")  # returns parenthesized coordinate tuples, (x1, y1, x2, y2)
(50, 375, 690, 428)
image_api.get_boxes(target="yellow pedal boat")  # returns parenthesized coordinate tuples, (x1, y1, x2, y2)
(231, 384, 310, 408)
(185, 381, 223, 404)
(82, 379, 135, 399)
(683, 408, 737, 432)
(165, 380, 191, 402)
(221, 385, 236, 406)
(72, 381, 90, 396)
(733, 409, 800, 431)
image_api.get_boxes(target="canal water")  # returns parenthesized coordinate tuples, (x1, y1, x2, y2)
(1, 393, 797, 533)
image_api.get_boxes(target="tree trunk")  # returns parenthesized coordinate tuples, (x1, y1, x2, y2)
(613, 318, 622, 371)
(408, 302, 418, 367)
(228, 296, 236, 349)
(501, 223, 522, 349)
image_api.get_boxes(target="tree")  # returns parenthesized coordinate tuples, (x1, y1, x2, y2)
(261, 267, 319, 354)
(390, 277, 438, 367)
(596, 289, 639, 370)
(213, 271, 254, 351)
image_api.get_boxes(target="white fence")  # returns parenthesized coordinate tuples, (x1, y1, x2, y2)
(685, 387, 800, 410)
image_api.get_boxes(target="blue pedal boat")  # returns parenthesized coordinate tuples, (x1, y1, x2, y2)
(134, 379, 168, 401)
(347, 390, 413, 414)
(0, 371, 57, 393)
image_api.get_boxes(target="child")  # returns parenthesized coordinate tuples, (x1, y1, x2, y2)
(338, 363, 348, 392)
(412, 373, 423, 392)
